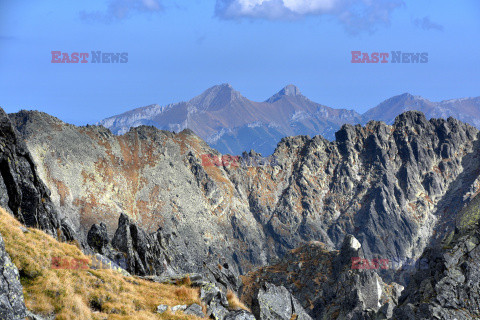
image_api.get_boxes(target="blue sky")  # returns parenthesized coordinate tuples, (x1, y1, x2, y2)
(0, 0, 479, 125)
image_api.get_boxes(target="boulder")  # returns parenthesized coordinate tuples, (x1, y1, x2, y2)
(184, 303, 205, 317)
(156, 304, 168, 314)
(171, 304, 187, 312)
(252, 282, 312, 320)
(225, 310, 256, 320)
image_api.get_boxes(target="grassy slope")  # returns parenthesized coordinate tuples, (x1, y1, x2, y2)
(0, 207, 205, 320)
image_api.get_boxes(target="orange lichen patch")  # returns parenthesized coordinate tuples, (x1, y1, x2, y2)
(43, 162, 71, 207)
(94, 158, 116, 184)
(136, 200, 149, 217)
(149, 185, 162, 203)
(47, 121, 64, 131)
(54, 179, 71, 207)
(424, 194, 434, 205)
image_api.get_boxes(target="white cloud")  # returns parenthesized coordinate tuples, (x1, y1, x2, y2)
(283, 0, 338, 14)
(215, 0, 404, 34)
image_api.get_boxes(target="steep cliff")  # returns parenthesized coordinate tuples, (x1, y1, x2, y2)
(392, 193, 480, 319)
(0, 108, 66, 239)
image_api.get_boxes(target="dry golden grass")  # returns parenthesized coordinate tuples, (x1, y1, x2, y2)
(0, 207, 205, 320)
(226, 289, 250, 312)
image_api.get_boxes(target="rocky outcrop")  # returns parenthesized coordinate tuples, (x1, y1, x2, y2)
(0, 231, 26, 320)
(110, 212, 178, 276)
(0, 108, 62, 238)
(87, 222, 110, 254)
(252, 282, 312, 320)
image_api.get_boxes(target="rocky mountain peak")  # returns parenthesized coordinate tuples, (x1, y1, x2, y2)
(398, 92, 415, 99)
(188, 83, 244, 111)
(265, 84, 303, 103)
(280, 84, 301, 96)
(385, 92, 418, 104)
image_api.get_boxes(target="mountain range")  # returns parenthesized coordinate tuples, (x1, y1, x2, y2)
(3, 105, 480, 318)
(98, 84, 480, 155)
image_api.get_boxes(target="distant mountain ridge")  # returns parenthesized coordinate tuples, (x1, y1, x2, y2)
(98, 84, 480, 155)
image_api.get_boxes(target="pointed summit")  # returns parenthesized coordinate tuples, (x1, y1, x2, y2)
(362, 92, 433, 124)
(266, 84, 303, 103)
(188, 83, 246, 111)
(282, 84, 301, 96)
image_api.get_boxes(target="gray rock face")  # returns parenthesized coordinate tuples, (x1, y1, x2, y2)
(0, 108, 62, 238)
(149, 274, 250, 320)
(205, 262, 242, 292)
(0, 231, 26, 320)
(7, 106, 480, 318)
(110, 212, 241, 290)
(25, 310, 53, 320)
